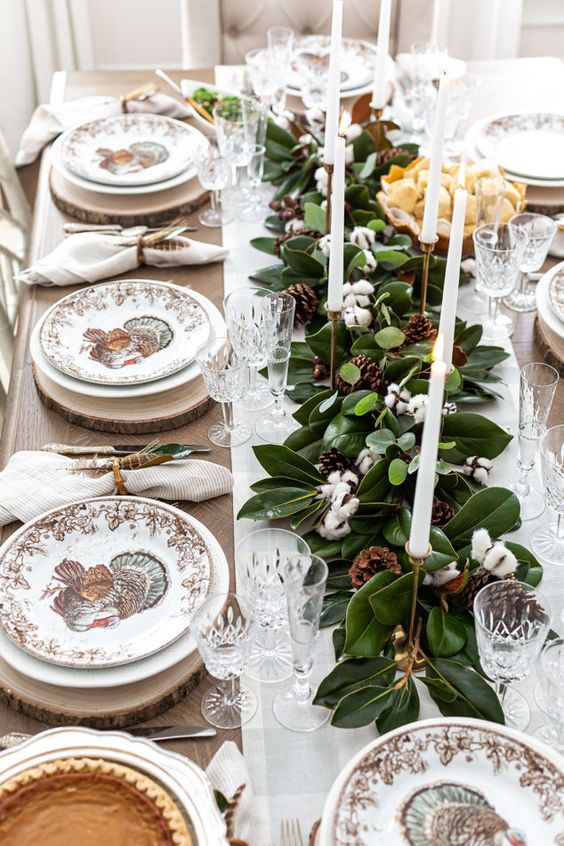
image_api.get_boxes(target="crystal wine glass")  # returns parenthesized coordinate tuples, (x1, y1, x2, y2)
(474, 580, 551, 730)
(235, 528, 310, 683)
(465, 177, 507, 315)
(472, 223, 528, 342)
(505, 213, 557, 312)
(267, 26, 294, 114)
(223, 288, 272, 411)
(196, 336, 250, 448)
(255, 292, 297, 444)
(272, 553, 330, 732)
(191, 592, 257, 729)
(531, 424, 564, 565)
(192, 142, 232, 227)
(294, 37, 331, 109)
(245, 47, 280, 110)
(534, 638, 564, 750)
(511, 363, 559, 520)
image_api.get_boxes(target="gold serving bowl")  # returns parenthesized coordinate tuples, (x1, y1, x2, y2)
(376, 157, 527, 256)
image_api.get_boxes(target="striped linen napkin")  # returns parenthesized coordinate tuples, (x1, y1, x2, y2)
(0, 451, 233, 525)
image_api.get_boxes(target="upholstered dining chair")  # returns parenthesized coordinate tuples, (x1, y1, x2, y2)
(179, 0, 434, 68)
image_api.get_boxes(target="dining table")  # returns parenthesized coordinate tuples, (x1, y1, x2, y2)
(2, 55, 564, 841)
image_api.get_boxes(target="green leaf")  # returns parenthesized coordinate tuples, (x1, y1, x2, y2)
(314, 657, 396, 708)
(322, 414, 373, 457)
(397, 432, 416, 452)
(440, 412, 512, 464)
(377, 281, 413, 316)
(356, 458, 391, 503)
(293, 389, 333, 426)
(344, 243, 366, 279)
(354, 392, 380, 416)
(426, 608, 467, 657)
(344, 572, 396, 657)
(374, 326, 406, 350)
(370, 571, 420, 626)
(306, 321, 349, 365)
(321, 591, 353, 627)
(374, 250, 410, 271)
(365, 429, 396, 453)
(253, 444, 323, 485)
(250, 236, 278, 255)
(339, 362, 361, 386)
(303, 201, 326, 234)
(331, 682, 397, 728)
(376, 677, 420, 733)
(505, 542, 543, 587)
(443, 487, 520, 549)
(281, 243, 324, 277)
(424, 658, 504, 723)
(237, 487, 317, 520)
(357, 151, 377, 179)
(383, 508, 411, 546)
(388, 458, 408, 486)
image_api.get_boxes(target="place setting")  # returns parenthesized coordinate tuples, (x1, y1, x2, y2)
(2, 0, 564, 844)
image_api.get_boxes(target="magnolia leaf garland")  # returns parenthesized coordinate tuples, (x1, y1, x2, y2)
(238, 118, 545, 730)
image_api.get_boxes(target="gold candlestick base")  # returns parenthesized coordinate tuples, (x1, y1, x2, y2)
(327, 309, 342, 390)
(392, 542, 432, 672)
(324, 163, 334, 235)
(418, 237, 438, 316)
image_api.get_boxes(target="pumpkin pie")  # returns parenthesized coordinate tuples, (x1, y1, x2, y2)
(0, 756, 192, 845)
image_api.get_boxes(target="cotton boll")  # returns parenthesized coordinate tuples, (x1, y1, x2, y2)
(463, 456, 494, 485)
(345, 122, 363, 142)
(351, 280, 375, 296)
(285, 218, 306, 234)
(273, 114, 291, 130)
(362, 250, 377, 275)
(318, 517, 351, 540)
(318, 234, 331, 256)
(340, 470, 360, 488)
(408, 394, 428, 424)
(344, 305, 372, 328)
(299, 133, 313, 145)
(442, 401, 457, 415)
(314, 166, 329, 196)
(345, 144, 355, 166)
(349, 226, 376, 250)
(483, 543, 518, 577)
(471, 528, 493, 564)
(423, 561, 459, 587)
(461, 257, 476, 277)
(355, 448, 376, 475)
(306, 107, 325, 126)
(385, 383, 412, 415)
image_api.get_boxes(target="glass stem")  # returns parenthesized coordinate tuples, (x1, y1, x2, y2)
(210, 189, 219, 213)
(495, 681, 507, 707)
(519, 271, 528, 296)
(248, 365, 257, 392)
(223, 676, 238, 706)
(292, 660, 313, 706)
(272, 392, 286, 420)
(221, 401, 235, 431)
(556, 513, 564, 540)
(514, 464, 531, 499)
(491, 297, 499, 324)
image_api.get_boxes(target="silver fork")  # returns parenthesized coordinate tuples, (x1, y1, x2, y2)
(280, 818, 304, 846)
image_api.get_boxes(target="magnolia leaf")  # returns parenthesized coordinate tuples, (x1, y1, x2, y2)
(253, 444, 323, 485)
(443, 487, 520, 549)
(440, 412, 513, 464)
(237, 487, 317, 521)
(333, 626, 346, 660)
(374, 326, 406, 350)
(370, 571, 421, 626)
(376, 677, 420, 733)
(281, 244, 324, 277)
(426, 607, 467, 657)
(293, 389, 333, 425)
(331, 682, 398, 728)
(250, 236, 278, 255)
(306, 321, 349, 366)
(322, 414, 374, 457)
(314, 657, 396, 708)
(446, 367, 462, 392)
(304, 201, 326, 234)
(424, 658, 504, 723)
(321, 591, 353, 627)
(356, 457, 391, 502)
(339, 362, 362, 386)
(344, 571, 396, 657)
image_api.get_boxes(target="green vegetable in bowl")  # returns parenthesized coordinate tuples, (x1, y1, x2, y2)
(191, 86, 241, 120)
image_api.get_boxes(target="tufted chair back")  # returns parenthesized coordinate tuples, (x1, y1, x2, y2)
(180, 0, 434, 68)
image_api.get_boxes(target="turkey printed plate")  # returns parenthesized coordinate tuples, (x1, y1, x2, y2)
(318, 718, 564, 846)
(0, 497, 220, 668)
(39, 280, 210, 385)
(59, 114, 198, 187)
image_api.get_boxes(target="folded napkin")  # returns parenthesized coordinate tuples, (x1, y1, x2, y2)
(0, 451, 233, 526)
(18, 231, 228, 287)
(206, 741, 253, 841)
(17, 93, 193, 167)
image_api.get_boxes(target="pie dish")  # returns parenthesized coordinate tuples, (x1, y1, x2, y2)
(0, 756, 192, 845)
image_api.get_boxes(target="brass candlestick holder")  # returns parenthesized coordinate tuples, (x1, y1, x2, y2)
(418, 237, 438, 316)
(327, 309, 342, 390)
(324, 163, 334, 234)
(365, 105, 399, 152)
(392, 542, 432, 673)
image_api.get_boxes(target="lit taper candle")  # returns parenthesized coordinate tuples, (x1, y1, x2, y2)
(323, 0, 343, 165)
(438, 163, 467, 368)
(371, 0, 392, 110)
(420, 70, 450, 244)
(408, 335, 447, 557)
(327, 135, 345, 312)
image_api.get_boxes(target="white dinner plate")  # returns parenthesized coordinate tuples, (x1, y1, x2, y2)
(0, 727, 227, 846)
(0, 496, 225, 669)
(60, 113, 198, 187)
(318, 717, 564, 846)
(0, 506, 228, 688)
(475, 112, 564, 181)
(51, 133, 199, 196)
(537, 261, 564, 335)
(40, 279, 210, 386)
(31, 282, 224, 399)
(288, 37, 379, 95)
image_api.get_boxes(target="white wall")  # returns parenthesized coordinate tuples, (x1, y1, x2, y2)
(520, 0, 564, 58)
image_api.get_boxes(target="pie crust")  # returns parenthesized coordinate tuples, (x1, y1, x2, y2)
(0, 756, 192, 845)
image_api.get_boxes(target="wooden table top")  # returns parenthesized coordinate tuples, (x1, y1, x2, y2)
(2, 63, 564, 771)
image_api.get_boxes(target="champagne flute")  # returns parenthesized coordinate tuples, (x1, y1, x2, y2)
(531, 424, 564, 565)
(255, 292, 297, 444)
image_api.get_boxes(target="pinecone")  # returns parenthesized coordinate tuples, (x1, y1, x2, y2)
(403, 314, 437, 344)
(286, 283, 319, 325)
(318, 448, 351, 478)
(376, 147, 416, 167)
(313, 356, 328, 381)
(349, 546, 402, 589)
(460, 567, 517, 611)
(431, 499, 455, 527)
(468, 577, 546, 631)
(337, 355, 387, 395)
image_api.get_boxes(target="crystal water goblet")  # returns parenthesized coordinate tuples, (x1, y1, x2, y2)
(465, 177, 507, 315)
(191, 592, 257, 729)
(272, 553, 330, 732)
(193, 142, 232, 227)
(196, 336, 251, 448)
(235, 528, 310, 683)
(245, 47, 280, 110)
(534, 638, 564, 750)
(223, 287, 271, 410)
(511, 363, 559, 521)
(505, 213, 557, 312)
(255, 292, 297, 444)
(474, 580, 551, 730)
(294, 37, 331, 110)
(472, 223, 528, 342)
(267, 26, 294, 114)
(531, 424, 564, 565)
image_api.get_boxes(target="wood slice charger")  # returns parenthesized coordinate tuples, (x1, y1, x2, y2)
(0, 650, 205, 728)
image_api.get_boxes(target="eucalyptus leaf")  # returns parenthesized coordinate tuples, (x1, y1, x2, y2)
(304, 201, 326, 234)
(374, 326, 406, 350)
(388, 458, 408, 486)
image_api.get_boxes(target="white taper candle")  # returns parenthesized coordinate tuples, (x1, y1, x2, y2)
(438, 164, 467, 368)
(420, 71, 450, 244)
(323, 0, 343, 166)
(327, 136, 345, 312)
(408, 336, 447, 558)
(371, 0, 392, 110)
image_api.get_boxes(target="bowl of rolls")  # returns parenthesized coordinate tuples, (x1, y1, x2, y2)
(376, 158, 527, 256)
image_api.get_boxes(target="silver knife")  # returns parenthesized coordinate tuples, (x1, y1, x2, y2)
(42, 443, 211, 456)
(0, 725, 216, 750)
